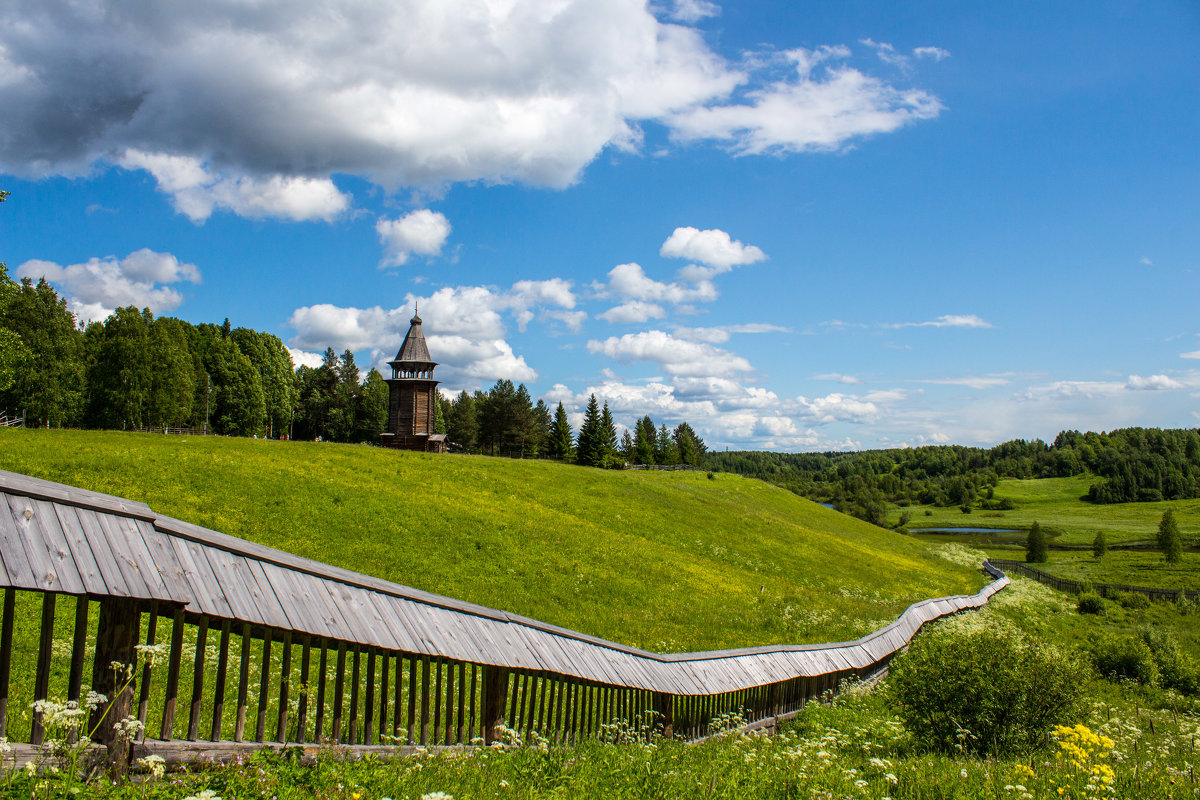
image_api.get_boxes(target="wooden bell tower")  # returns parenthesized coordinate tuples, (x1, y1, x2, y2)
(380, 309, 446, 452)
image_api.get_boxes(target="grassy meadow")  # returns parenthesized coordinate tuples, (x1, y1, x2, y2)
(895, 474, 1200, 548)
(0, 427, 983, 652)
(10, 567, 1200, 799)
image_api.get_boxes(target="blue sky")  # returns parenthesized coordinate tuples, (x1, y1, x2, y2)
(2, 0, 1198, 450)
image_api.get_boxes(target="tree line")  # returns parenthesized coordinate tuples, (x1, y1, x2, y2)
(440, 381, 707, 467)
(707, 427, 1200, 525)
(0, 260, 706, 465)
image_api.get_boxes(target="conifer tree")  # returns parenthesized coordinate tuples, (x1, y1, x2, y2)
(1159, 510, 1183, 565)
(548, 401, 573, 460)
(634, 415, 656, 464)
(656, 423, 678, 465)
(1025, 521, 1048, 564)
(599, 401, 618, 467)
(1092, 530, 1107, 561)
(575, 394, 601, 466)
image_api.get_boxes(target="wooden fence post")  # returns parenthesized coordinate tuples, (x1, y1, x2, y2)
(89, 597, 141, 775)
(481, 665, 509, 745)
(654, 692, 674, 738)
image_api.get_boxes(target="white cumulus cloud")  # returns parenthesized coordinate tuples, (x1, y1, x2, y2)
(660, 226, 766, 273)
(119, 150, 350, 223)
(376, 209, 452, 267)
(17, 248, 201, 324)
(587, 329, 752, 377)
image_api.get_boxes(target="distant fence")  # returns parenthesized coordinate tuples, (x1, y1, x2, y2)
(624, 464, 704, 472)
(0, 468, 1008, 769)
(987, 558, 1198, 602)
(0, 413, 22, 428)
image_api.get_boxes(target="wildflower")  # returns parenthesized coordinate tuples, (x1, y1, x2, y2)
(854, 779, 868, 788)
(116, 716, 144, 741)
(421, 793, 455, 800)
(181, 791, 222, 800)
(960, 769, 968, 778)
(885, 773, 898, 784)
(137, 754, 166, 779)
(84, 690, 107, 711)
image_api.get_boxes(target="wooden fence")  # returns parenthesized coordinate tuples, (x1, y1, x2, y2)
(0, 468, 1008, 768)
(987, 558, 1197, 602)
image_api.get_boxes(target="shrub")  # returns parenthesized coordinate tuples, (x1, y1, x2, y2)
(1110, 590, 1150, 610)
(1077, 592, 1106, 615)
(1091, 635, 1159, 686)
(1139, 627, 1200, 694)
(890, 622, 1082, 756)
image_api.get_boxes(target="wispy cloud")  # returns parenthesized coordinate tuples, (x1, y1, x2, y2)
(882, 314, 993, 329)
(914, 376, 1010, 390)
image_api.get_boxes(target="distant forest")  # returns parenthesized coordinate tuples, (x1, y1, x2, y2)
(0, 268, 706, 467)
(706, 428, 1200, 525)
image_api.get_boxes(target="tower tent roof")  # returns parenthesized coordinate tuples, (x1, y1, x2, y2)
(392, 311, 435, 364)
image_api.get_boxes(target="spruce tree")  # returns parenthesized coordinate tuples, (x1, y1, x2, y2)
(634, 415, 656, 464)
(548, 401, 573, 460)
(599, 401, 618, 467)
(575, 394, 601, 466)
(1092, 530, 1107, 561)
(1025, 521, 1048, 564)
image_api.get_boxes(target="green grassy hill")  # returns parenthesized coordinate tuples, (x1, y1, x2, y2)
(0, 428, 983, 652)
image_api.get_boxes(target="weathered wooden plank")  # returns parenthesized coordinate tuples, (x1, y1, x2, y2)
(420, 657, 431, 746)
(259, 562, 325, 638)
(122, 519, 183, 601)
(349, 645, 362, 744)
(180, 541, 235, 618)
(256, 629, 273, 743)
(136, 604, 159, 725)
(0, 588, 16, 737)
(6, 496, 64, 591)
(26, 499, 87, 594)
(314, 639, 329, 743)
(378, 650, 389, 743)
(240, 558, 291, 631)
(94, 511, 155, 599)
(137, 526, 193, 604)
(277, 631, 292, 743)
(187, 616, 210, 740)
(331, 643, 347, 743)
(30, 592, 56, 745)
(67, 595, 89, 706)
(211, 618, 232, 742)
(160, 607, 186, 740)
(364, 648, 377, 746)
(297, 637, 312, 744)
(0, 496, 43, 589)
(235, 623, 252, 742)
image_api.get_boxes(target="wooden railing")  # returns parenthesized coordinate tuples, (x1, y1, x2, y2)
(987, 558, 1197, 602)
(0, 469, 1008, 768)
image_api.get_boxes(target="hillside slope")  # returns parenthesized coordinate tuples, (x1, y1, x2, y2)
(0, 428, 983, 652)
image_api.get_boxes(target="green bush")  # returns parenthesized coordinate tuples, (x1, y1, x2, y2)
(890, 622, 1082, 756)
(1111, 590, 1150, 610)
(1077, 592, 1106, 615)
(1139, 627, 1200, 694)
(1091, 635, 1159, 685)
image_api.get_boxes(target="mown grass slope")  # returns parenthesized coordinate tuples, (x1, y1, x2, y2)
(0, 428, 982, 652)
(897, 475, 1200, 546)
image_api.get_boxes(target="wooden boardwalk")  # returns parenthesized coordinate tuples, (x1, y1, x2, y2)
(0, 468, 1008, 763)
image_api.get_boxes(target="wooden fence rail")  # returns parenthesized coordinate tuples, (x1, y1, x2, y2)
(987, 558, 1198, 602)
(0, 469, 1008, 767)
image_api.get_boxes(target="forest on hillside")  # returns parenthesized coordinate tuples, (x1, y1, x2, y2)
(706, 428, 1200, 525)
